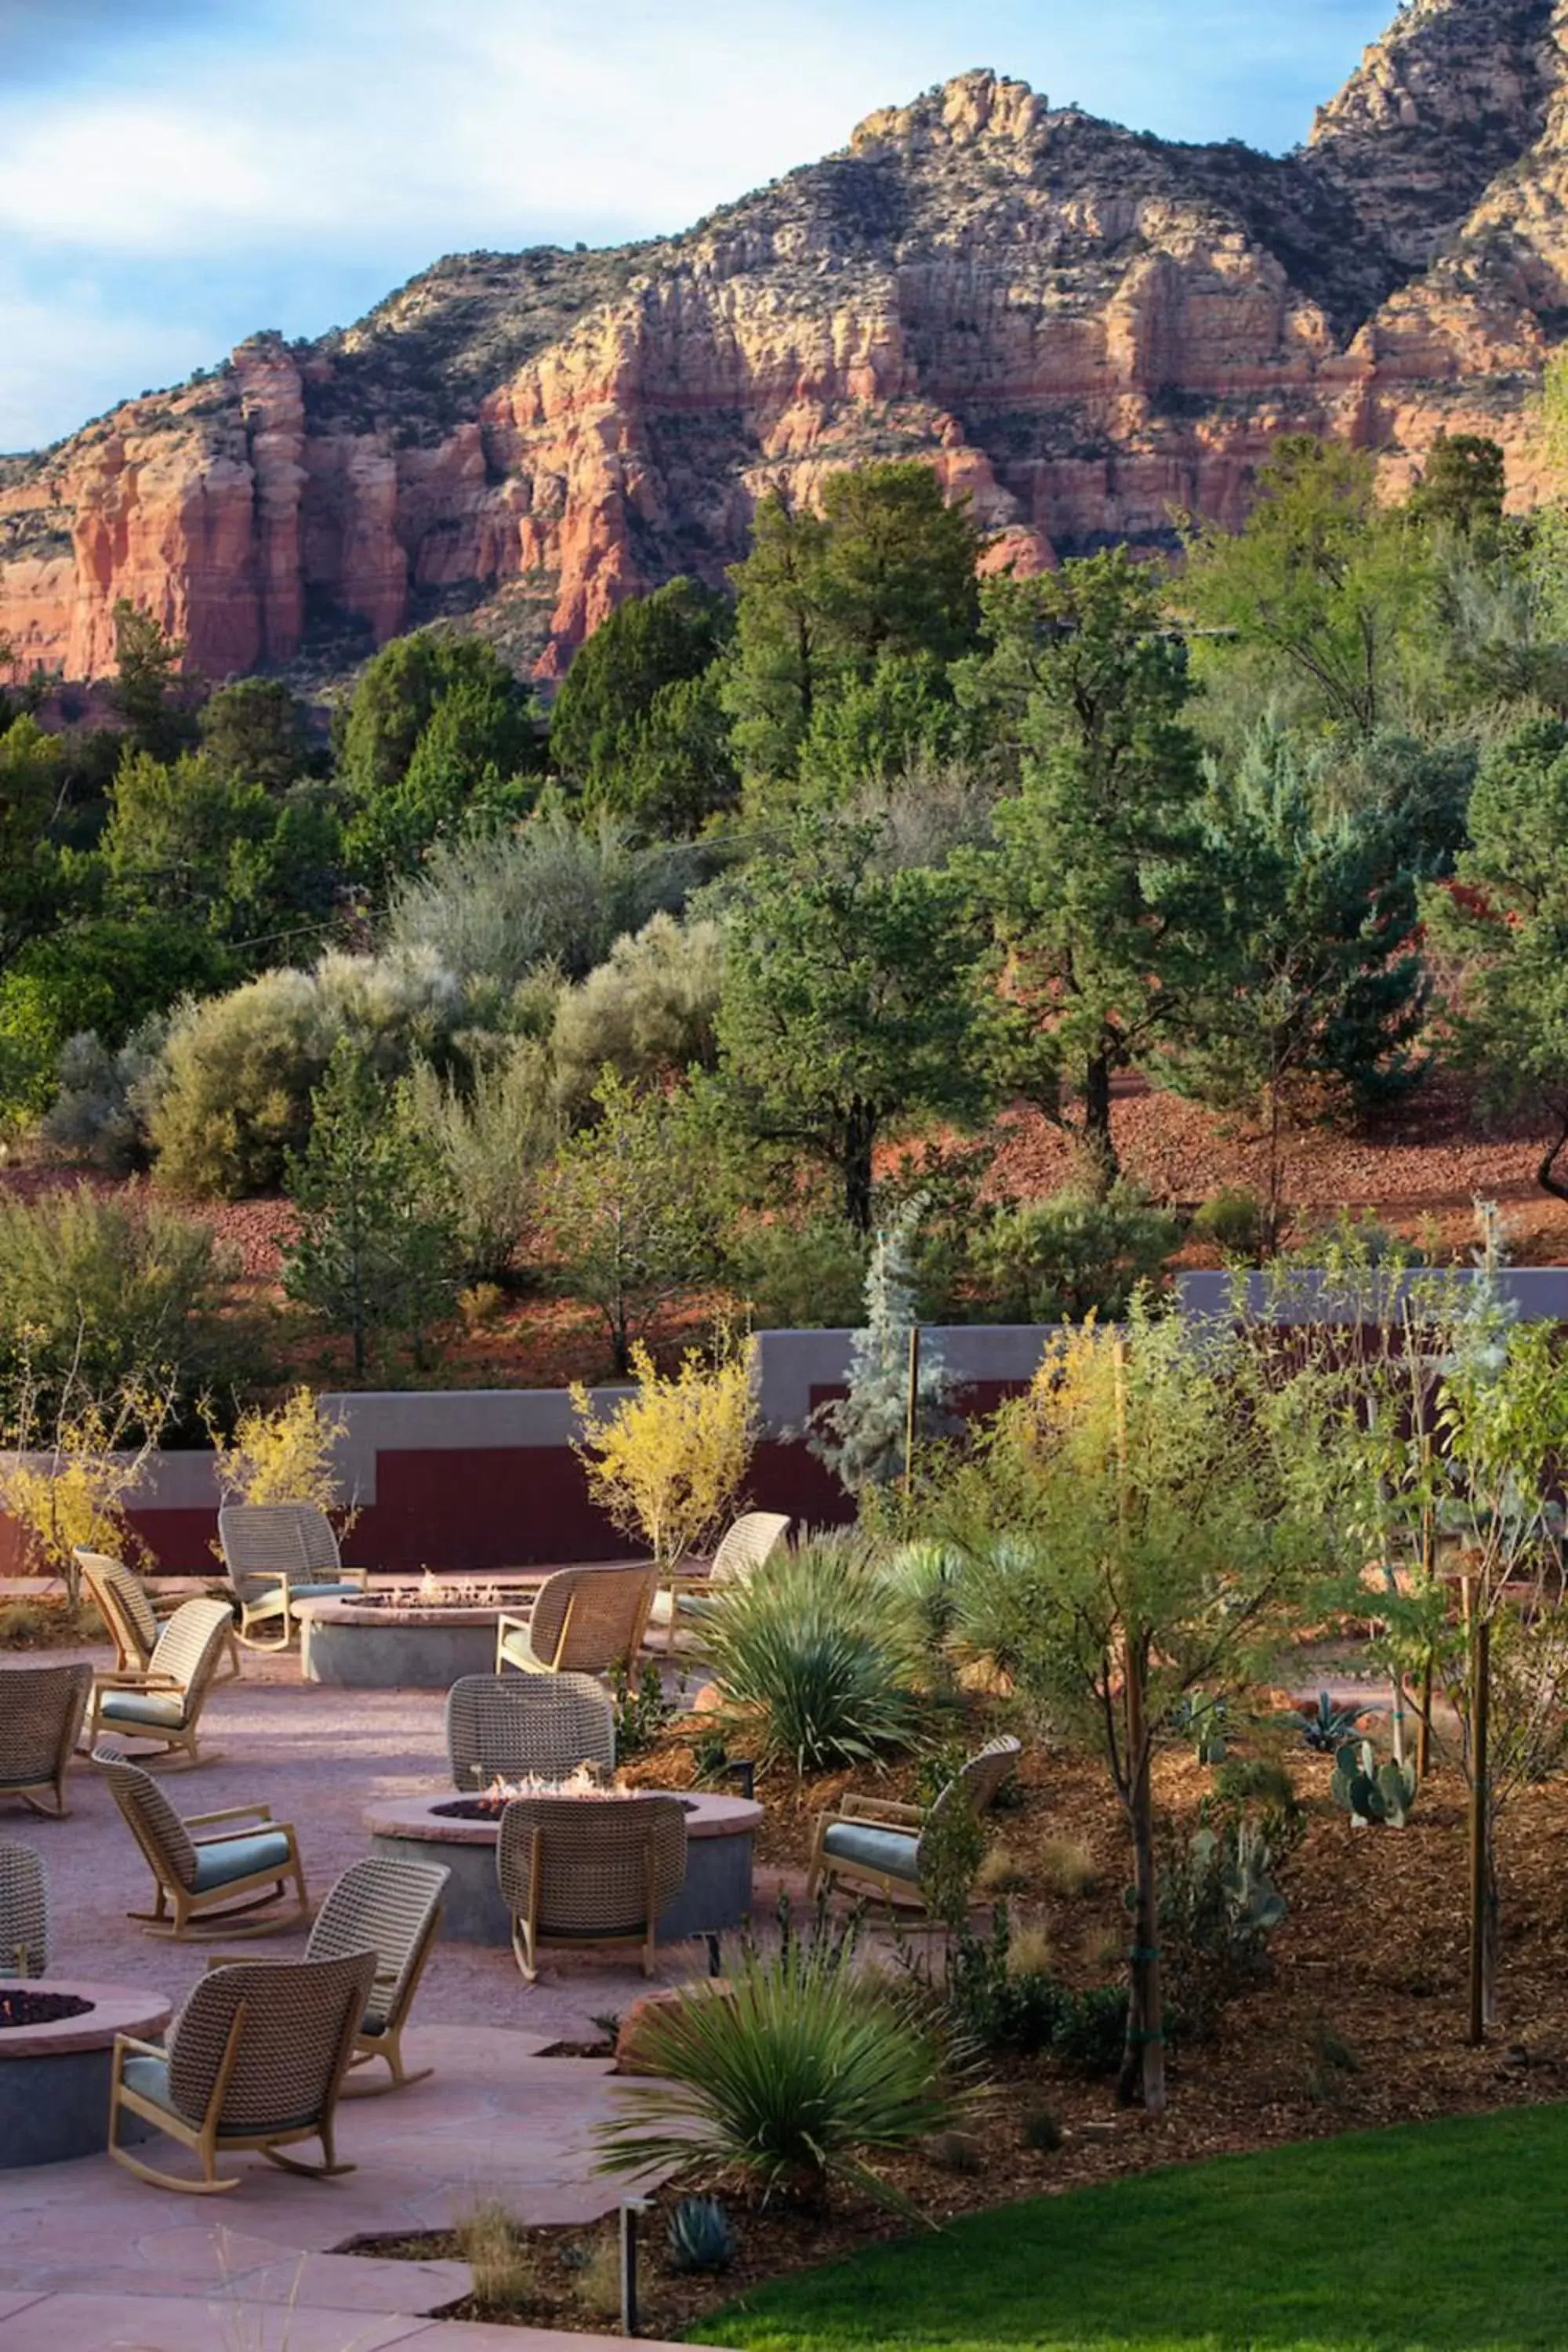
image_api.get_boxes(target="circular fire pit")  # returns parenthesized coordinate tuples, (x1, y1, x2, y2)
(364, 1788, 762, 1947)
(0, 1980, 171, 2167)
(296, 1581, 547, 1689)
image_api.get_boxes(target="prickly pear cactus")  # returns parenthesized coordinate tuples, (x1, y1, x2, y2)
(1330, 1737, 1416, 1826)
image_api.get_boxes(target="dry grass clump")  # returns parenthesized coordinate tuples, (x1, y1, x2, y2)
(1036, 1837, 1099, 1899)
(456, 2201, 537, 2313)
(975, 1842, 1029, 1896)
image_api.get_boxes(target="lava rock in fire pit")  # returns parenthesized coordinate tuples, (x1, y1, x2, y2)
(0, 1989, 93, 2030)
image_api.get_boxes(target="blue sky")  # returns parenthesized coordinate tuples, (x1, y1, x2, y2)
(1, 0, 1399, 455)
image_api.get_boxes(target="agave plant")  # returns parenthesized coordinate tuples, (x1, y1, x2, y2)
(597, 1938, 966, 2209)
(697, 1537, 920, 1770)
(1287, 1690, 1375, 1753)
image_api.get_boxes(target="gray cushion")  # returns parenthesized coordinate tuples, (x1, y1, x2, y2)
(122, 2052, 173, 2115)
(822, 1821, 921, 1882)
(98, 1690, 188, 1730)
(191, 1829, 294, 1893)
(287, 1582, 361, 1603)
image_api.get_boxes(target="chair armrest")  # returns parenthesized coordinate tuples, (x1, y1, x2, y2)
(203, 1951, 284, 1971)
(93, 1669, 181, 1690)
(186, 1802, 273, 1829)
(339, 1566, 371, 1588)
(114, 2031, 167, 2060)
(838, 1794, 922, 1826)
(495, 1610, 534, 1636)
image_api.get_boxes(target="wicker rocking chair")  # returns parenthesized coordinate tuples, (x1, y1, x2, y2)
(807, 1735, 1022, 1916)
(217, 1504, 367, 1651)
(74, 1547, 239, 1682)
(647, 1510, 791, 1647)
(95, 1748, 309, 1939)
(496, 1791, 688, 1983)
(205, 1855, 449, 2093)
(86, 1596, 236, 1766)
(445, 1672, 615, 1790)
(0, 1842, 47, 1976)
(494, 1561, 656, 1679)
(108, 1948, 375, 2192)
(0, 1660, 92, 1817)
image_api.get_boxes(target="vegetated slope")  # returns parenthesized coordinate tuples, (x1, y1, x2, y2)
(1, 0, 1565, 689)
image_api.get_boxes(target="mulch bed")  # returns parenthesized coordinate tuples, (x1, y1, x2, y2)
(342, 1652, 1568, 2332)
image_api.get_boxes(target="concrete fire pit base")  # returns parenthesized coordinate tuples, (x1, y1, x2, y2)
(363, 1789, 762, 1947)
(0, 1981, 172, 2167)
(296, 1588, 546, 1690)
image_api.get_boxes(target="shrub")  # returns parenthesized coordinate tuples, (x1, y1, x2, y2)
(597, 1937, 963, 2208)
(969, 1184, 1179, 1323)
(405, 1040, 558, 1285)
(0, 1185, 239, 1418)
(571, 1335, 759, 1566)
(211, 1388, 348, 1514)
(0, 1344, 180, 1602)
(1019, 2103, 1062, 2154)
(942, 1911, 1127, 2073)
(1189, 1187, 1269, 1258)
(149, 950, 463, 1198)
(384, 804, 702, 993)
(810, 1203, 958, 1495)
(42, 1018, 168, 1173)
(459, 1281, 507, 1332)
(699, 1537, 920, 1770)
(551, 913, 724, 1121)
(724, 1208, 868, 1330)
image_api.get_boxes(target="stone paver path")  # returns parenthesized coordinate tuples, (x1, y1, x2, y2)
(0, 1639, 735, 2349)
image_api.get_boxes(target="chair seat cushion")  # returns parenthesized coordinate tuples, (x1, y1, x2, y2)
(191, 1829, 295, 1893)
(98, 1690, 188, 1730)
(496, 1631, 542, 1669)
(822, 1821, 922, 1882)
(288, 1582, 361, 1604)
(122, 2051, 176, 2116)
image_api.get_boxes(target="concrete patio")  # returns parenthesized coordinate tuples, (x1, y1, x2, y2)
(0, 1637, 746, 2350)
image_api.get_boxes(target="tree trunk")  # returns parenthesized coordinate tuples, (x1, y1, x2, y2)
(1081, 1054, 1118, 1197)
(1117, 1636, 1165, 2113)
(843, 1103, 878, 1235)
(1467, 1602, 1490, 2045)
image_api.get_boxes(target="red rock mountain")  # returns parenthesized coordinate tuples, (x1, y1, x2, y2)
(2, 0, 1565, 688)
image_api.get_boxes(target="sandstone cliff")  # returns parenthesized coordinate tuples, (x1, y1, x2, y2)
(3, 0, 1566, 686)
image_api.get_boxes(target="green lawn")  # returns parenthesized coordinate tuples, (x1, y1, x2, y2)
(695, 2104, 1568, 2352)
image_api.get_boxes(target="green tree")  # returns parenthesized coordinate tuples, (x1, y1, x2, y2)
(1178, 436, 1436, 737)
(198, 677, 317, 792)
(724, 464, 981, 784)
(100, 749, 340, 956)
(282, 1040, 457, 1379)
(0, 715, 69, 967)
(550, 577, 735, 828)
(542, 1070, 724, 1375)
(1424, 717, 1568, 1200)
(339, 633, 539, 881)
(109, 599, 196, 760)
(714, 813, 992, 1231)
(976, 549, 1212, 1186)
(1407, 432, 1507, 541)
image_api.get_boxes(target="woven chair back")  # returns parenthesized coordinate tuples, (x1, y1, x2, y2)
(146, 1599, 236, 1722)
(0, 1842, 47, 1977)
(446, 1673, 615, 1789)
(74, 1549, 158, 1667)
(528, 1563, 656, 1674)
(495, 1792, 687, 1935)
(711, 1512, 791, 1587)
(0, 1661, 92, 1785)
(166, 1949, 376, 2133)
(308, 1857, 448, 2033)
(94, 1748, 198, 1889)
(924, 1737, 1022, 1850)
(218, 1504, 340, 1598)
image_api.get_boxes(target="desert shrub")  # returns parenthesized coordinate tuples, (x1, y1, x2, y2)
(571, 1335, 759, 1566)
(455, 2201, 537, 2314)
(384, 804, 703, 993)
(1035, 1837, 1099, 1900)
(551, 913, 724, 1120)
(968, 1185, 1179, 1323)
(210, 1388, 348, 1514)
(405, 1040, 558, 1284)
(699, 1536, 920, 1770)
(41, 1018, 168, 1173)
(1156, 1813, 1290, 2043)
(1189, 1187, 1269, 1258)
(884, 1537, 968, 1652)
(0, 1343, 180, 1601)
(597, 1936, 962, 2207)
(149, 949, 463, 1198)
(939, 1909, 1127, 2071)
(724, 1208, 868, 1330)
(459, 1281, 507, 1332)
(0, 1185, 239, 1417)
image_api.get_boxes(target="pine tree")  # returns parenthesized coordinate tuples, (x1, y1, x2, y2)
(810, 1203, 956, 1494)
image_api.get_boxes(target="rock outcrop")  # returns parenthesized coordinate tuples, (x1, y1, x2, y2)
(3, 0, 1566, 686)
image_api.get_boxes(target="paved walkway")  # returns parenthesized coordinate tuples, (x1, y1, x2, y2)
(0, 1640, 735, 2349)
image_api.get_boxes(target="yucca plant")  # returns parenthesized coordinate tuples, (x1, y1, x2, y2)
(697, 1537, 920, 1769)
(597, 1939, 965, 2209)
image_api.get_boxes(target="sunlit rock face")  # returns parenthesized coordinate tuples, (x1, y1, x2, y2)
(3, 0, 1565, 688)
